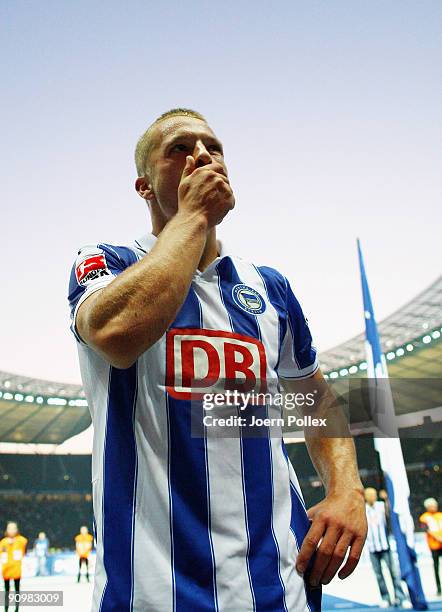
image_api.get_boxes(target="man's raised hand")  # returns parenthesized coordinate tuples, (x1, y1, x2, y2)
(178, 155, 235, 228)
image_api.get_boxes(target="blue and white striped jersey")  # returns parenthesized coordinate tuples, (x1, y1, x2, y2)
(68, 233, 321, 612)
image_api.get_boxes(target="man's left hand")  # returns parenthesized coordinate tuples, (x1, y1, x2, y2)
(295, 489, 367, 586)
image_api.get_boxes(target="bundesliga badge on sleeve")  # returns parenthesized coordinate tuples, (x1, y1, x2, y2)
(75, 247, 112, 286)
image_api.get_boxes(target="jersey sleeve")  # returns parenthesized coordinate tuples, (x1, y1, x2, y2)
(68, 243, 138, 344)
(277, 277, 319, 379)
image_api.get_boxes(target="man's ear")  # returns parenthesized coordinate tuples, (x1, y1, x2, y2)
(135, 176, 154, 202)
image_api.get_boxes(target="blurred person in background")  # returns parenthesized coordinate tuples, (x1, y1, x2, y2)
(0, 522, 27, 612)
(33, 532, 49, 577)
(419, 497, 442, 596)
(75, 525, 93, 583)
(378, 488, 392, 533)
(378, 488, 389, 510)
(364, 488, 411, 609)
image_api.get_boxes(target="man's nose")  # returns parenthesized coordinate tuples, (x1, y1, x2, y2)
(193, 141, 212, 167)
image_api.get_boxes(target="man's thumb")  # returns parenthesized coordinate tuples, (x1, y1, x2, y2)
(306, 506, 316, 521)
(181, 155, 195, 178)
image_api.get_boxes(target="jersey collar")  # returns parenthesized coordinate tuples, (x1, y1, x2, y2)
(134, 233, 157, 253)
(134, 232, 227, 281)
(134, 232, 226, 262)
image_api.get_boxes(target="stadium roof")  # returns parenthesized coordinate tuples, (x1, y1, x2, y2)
(320, 274, 442, 375)
(0, 371, 87, 446)
(0, 275, 441, 448)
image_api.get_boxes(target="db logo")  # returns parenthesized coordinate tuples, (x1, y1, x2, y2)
(166, 328, 267, 400)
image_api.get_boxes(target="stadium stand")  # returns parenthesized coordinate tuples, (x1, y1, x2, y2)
(0, 456, 93, 548)
(0, 275, 440, 551)
(0, 494, 92, 550)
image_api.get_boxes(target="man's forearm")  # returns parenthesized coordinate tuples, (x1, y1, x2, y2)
(294, 377, 367, 584)
(303, 379, 364, 495)
(282, 370, 364, 496)
(305, 434, 364, 496)
(81, 210, 209, 366)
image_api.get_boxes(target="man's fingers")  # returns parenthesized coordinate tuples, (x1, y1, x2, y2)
(295, 520, 325, 574)
(337, 535, 365, 580)
(307, 527, 341, 586)
(320, 532, 352, 585)
(181, 155, 195, 179)
(193, 160, 228, 179)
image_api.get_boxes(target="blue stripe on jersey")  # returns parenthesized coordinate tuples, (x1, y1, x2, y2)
(284, 279, 316, 371)
(216, 257, 260, 339)
(289, 484, 322, 612)
(255, 266, 288, 373)
(101, 364, 138, 612)
(237, 408, 256, 610)
(239, 406, 287, 611)
(167, 287, 218, 612)
(216, 258, 286, 612)
(281, 445, 322, 612)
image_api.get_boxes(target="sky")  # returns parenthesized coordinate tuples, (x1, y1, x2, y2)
(1, 1, 441, 385)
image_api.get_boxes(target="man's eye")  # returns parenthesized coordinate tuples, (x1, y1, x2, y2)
(171, 144, 188, 153)
(209, 145, 222, 154)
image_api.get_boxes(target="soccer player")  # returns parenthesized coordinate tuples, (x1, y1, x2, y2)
(0, 522, 27, 612)
(75, 526, 93, 583)
(68, 108, 367, 611)
(419, 498, 442, 596)
(364, 488, 411, 608)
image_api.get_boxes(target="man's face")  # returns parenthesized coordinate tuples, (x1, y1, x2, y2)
(80, 526, 88, 535)
(6, 523, 17, 537)
(140, 116, 228, 219)
(364, 488, 377, 505)
(427, 501, 438, 512)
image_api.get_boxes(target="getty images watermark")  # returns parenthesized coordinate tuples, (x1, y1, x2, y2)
(0, 591, 63, 606)
(200, 390, 327, 429)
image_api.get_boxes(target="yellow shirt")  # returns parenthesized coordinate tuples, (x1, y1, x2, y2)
(75, 533, 93, 558)
(419, 511, 442, 550)
(0, 535, 28, 580)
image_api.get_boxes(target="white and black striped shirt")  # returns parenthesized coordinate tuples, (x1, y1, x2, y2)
(366, 501, 389, 552)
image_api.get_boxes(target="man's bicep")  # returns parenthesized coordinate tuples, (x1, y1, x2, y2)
(75, 289, 104, 345)
(67, 243, 138, 345)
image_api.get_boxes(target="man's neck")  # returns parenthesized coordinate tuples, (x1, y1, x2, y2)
(197, 228, 219, 271)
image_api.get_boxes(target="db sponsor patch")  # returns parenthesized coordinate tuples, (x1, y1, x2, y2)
(166, 328, 267, 399)
(75, 252, 110, 285)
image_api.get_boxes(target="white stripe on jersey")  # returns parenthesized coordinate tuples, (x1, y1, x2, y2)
(74, 345, 112, 610)
(132, 340, 174, 611)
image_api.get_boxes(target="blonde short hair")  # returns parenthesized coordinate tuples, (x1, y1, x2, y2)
(135, 108, 206, 177)
(424, 497, 438, 509)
